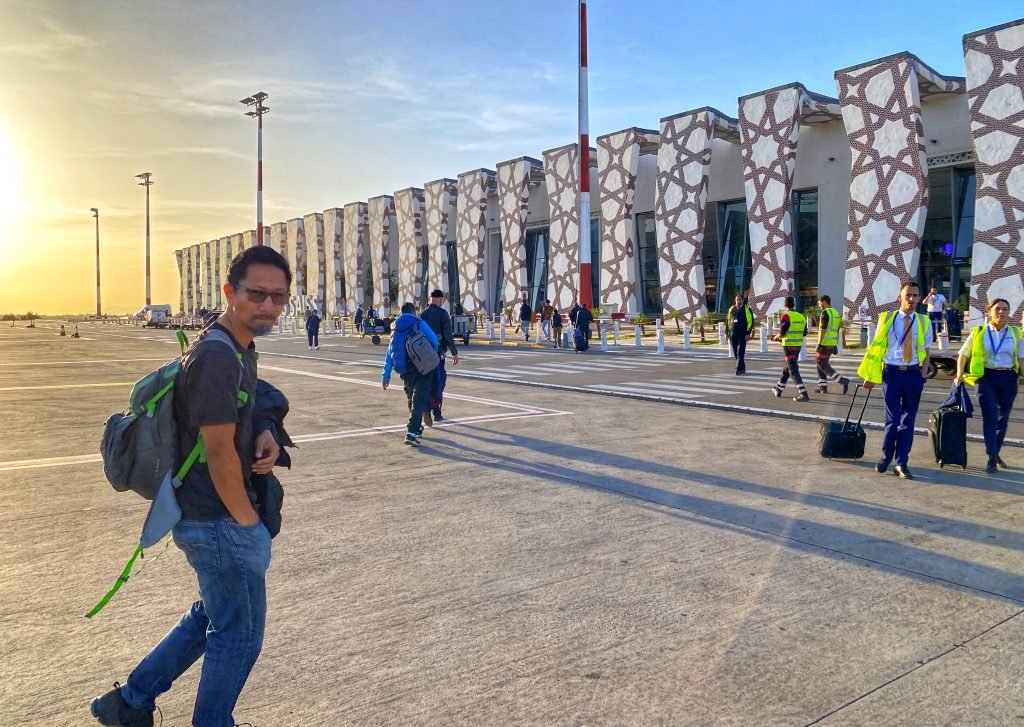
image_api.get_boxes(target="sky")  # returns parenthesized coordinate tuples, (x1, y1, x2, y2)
(0, 0, 1019, 314)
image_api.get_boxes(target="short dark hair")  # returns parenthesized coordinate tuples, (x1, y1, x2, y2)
(430, 289, 444, 298)
(227, 245, 292, 287)
(401, 301, 416, 314)
(900, 280, 920, 293)
(987, 298, 1010, 312)
(819, 295, 831, 305)
(784, 296, 796, 309)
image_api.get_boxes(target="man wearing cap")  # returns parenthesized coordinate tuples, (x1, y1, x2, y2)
(420, 289, 459, 422)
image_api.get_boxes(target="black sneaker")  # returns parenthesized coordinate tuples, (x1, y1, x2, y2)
(770, 388, 782, 398)
(841, 378, 850, 395)
(91, 683, 153, 727)
(432, 411, 444, 422)
(794, 392, 810, 402)
(996, 455, 1008, 469)
(814, 386, 827, 394)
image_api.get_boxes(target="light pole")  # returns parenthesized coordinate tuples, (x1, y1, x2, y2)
(136, 172, 153, 306)
(90, 207, 101, 316)
(240, 91, 269, 246)
(577, 0, 593, 310)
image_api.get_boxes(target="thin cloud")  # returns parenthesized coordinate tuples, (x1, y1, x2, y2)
(0, 17, 100, 65)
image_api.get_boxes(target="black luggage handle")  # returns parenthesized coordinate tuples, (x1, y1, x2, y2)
(843, 383, 871, 431)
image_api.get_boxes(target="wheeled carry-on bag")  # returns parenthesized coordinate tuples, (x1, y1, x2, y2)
(818, 384, 871, 459)
(573, 328, 589, 352)
(929, 408, 968, 470)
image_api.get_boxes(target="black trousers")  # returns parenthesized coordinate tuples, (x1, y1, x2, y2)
(402, 368, 433, 435)
(731, 333, 748, 372)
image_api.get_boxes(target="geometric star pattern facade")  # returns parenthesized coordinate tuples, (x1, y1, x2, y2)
(455, 169, 494, 314)
(543, 143, 583, 311)
(343, 202, 367, 315)
(424, 178, 458, 307)
(964, 19, 1024, 321)
(656, 108, 739, 319)
(367, 195, 395, 316)
(285, 217, 307, 313)
(395, 187, 426, 309)
(598, 128, 659, 315)
(323, 208, 345, 316)
(496, 157, 542, 305)
(837, 53, 963, 316)
(303, 212, 326, 315)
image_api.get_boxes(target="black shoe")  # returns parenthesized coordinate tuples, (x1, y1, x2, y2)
(770, 388, 782, 398)
(875, 460, 890, 474)
(814, 386, 827, 394)
(996, 455, 1008, 470)
(986, 456, 998, 473)
(433, 411, 444, 422)
(841, 378, 850, 396)
(894, 465, 914, 480)
(422, 411, 433, 428)
(736, 370, 745, 376)
(91, 683, 154, 727)
(794, 392, 810, 402)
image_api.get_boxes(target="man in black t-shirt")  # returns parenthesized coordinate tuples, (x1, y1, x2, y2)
(91, 246, 291, 727)
(519, 298, 533, 342)
(421, 289, 459, 421)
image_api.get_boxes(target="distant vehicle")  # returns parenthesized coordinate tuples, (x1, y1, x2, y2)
(134, 304, 172, 328)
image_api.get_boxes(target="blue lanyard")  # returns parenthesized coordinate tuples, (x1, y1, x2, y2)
(987, 326, 1009, 355)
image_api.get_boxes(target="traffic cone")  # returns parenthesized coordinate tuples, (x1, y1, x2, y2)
(59, 324, 66, 336)
(72, 325, 80, 338)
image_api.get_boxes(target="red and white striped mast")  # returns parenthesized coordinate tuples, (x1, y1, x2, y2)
(577, 0, 593, 309)
(241, 92, 269, 245)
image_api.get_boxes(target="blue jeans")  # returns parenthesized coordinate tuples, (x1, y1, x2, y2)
(881, 365, 926, 466)
(121, 519, 272, 727)
(541, 319, 552, 339)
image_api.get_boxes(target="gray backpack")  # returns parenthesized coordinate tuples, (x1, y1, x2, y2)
(405, 324, 440, 375)
(99, 328, 242, 500)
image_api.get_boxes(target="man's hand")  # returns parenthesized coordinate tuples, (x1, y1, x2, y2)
(382, 381, 389, 391)
(451, 354, 459, 365)
(863, 380, 875, 390)
(253, 430, 280, 475)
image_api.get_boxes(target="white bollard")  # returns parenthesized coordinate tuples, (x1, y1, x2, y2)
(867, 322, 876, 348)
(799, 339, 807, 362)
(836, 327, 844, 356)
(767, 319, 774, 337)
(328, 318, 336, 334)
(563, 329, 570, 348)
(601, 328, 609, 352)
(683, 326, 692, 351)
(277, 319, 283, 335)
(657, 320, 665, 354)
(718, 322, 726, 347)
(290, 317, 297, 334)
(634, 324, 642, 348)
(613, 319, 621, 346)
(760, 326, 769, 353)
(938, 328, 949, 351)
(499, 321, 506, 343)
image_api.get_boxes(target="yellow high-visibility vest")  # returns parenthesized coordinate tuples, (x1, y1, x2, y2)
(857, 311, 927, 384)
(965, 324, 1021, 386)
(783, 311, 806, 347)
(727, 304, 754, 333)
(821, 307, 841, 347)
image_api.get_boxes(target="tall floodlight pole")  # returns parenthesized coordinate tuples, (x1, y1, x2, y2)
(135, 172, 154, 306)
(240, 92, 270, 245)
(90, 207, 101, 317)
(578, 0, 593, 309)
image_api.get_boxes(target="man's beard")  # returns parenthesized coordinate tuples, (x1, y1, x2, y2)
(249, 319, 276, 337)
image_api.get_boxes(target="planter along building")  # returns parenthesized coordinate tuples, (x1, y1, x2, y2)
(175, 17, 1024, 326)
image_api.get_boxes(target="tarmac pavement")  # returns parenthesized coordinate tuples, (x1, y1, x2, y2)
(1, 322, 1023, 726)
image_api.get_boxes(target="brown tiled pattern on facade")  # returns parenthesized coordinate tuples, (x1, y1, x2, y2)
(395, 188, 426, 308)
(342, 203, 367, 314)
(455, 169, 494, 314)
(543, 144, 582, 311)
(424, 179, 458, 308)
(496, 158, 541, 305)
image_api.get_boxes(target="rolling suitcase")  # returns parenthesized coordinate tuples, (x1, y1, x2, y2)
(573, 328, 589, 352)
(928, 409, 968, 470)
(818, 384, 870, 459)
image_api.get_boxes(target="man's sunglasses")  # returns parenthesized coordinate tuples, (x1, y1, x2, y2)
(232, 284, 289, 305)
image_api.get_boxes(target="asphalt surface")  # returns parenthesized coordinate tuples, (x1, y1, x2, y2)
(1, 320, 1023, 726)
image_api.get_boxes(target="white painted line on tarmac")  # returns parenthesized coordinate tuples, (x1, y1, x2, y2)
(0, 358, 166, 367)
(0, 382, 134, 392)
(0, 453, 103, 471)
(588, 384, 706, 398)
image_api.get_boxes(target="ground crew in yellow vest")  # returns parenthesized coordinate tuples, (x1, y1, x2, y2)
(815, 295, 850, 395)
(770, 296, 810, 402)
(727, 293, 755, 375)
(954, 298, 1023, 473)
(858, 281, 933, 480)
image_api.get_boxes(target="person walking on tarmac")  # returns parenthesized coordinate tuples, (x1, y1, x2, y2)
(421, 289, 460, 422)
(551, 305, 564, 348)
(381, 302, 439, 446)
(954, 298, 1023, 472)
(305, 309, 321, 350)
(858, 281, 933, 480)
(770, 296, 810, 402)
(815, 295, 850, 394)
(727, 293, 755, 375)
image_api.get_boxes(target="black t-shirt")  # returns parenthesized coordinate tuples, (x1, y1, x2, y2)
(174, 323, 260, 520)
(730, 304, 751, 336)
(520, 303, 532, 321)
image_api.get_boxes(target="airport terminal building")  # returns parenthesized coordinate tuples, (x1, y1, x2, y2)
(174, 17, 1024, 325)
